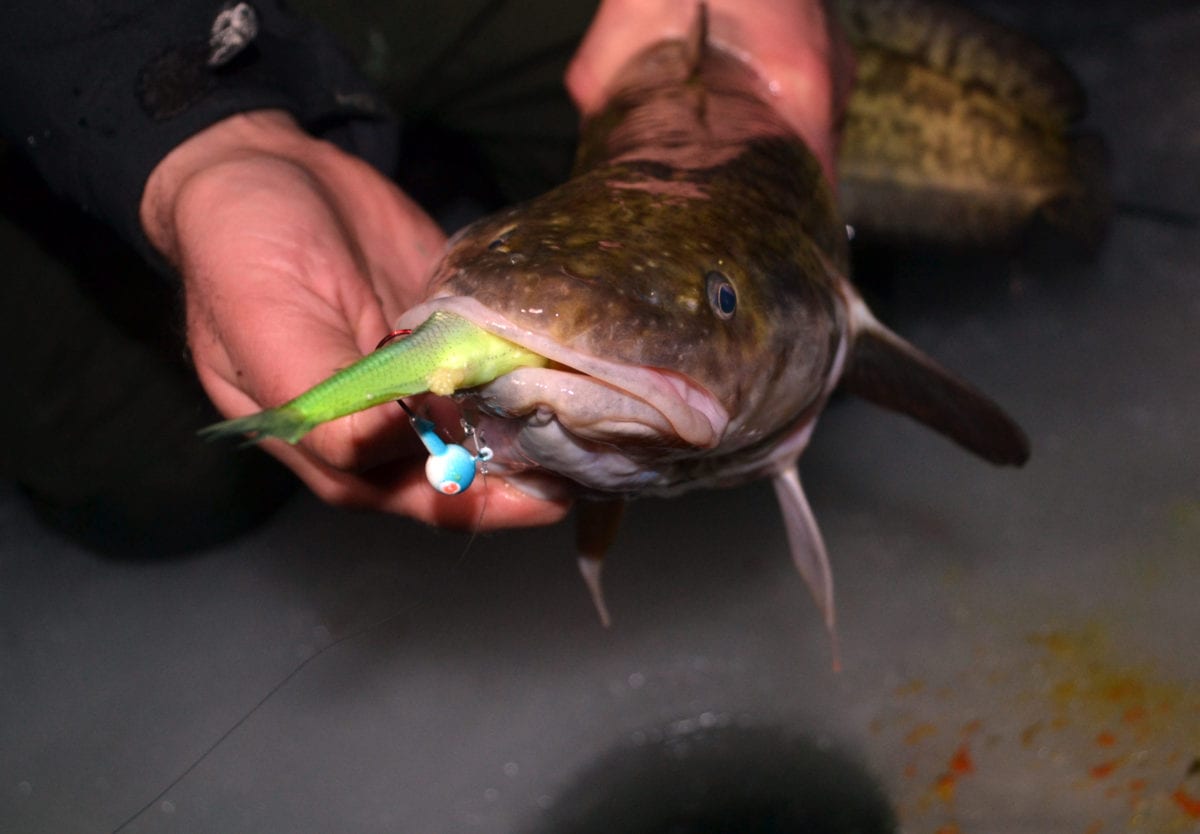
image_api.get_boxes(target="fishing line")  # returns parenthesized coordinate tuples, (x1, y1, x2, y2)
(111, 497, 492, 831)
(108, 599, 423, 834)
(112, 330, 498, 832)
(110, 436, 491, 831)
(377, 326, 493, 554)
(455, 415, 493, 565)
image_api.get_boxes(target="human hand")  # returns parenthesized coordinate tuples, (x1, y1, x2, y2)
(565, 0, 855, 183)
(140, 110, 570, 529)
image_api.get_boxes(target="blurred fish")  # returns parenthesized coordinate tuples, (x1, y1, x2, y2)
(836, 0, 1108, 250)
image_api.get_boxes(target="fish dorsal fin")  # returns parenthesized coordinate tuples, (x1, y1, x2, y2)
(772, 466, 840, 670)
(841, 298, 1030, 466)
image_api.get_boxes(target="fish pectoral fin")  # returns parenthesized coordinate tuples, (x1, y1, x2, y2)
(771, 466, 840, 670)
(842, 300, 1031, 467)
(577, 556, 612, 629)
(576, 499, 626, 628)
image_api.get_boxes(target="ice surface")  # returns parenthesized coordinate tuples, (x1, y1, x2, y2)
(2, 2, 1198, 832)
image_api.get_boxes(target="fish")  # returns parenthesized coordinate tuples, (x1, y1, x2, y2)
(203, 0, 1106, 654)
(834, 0, 1108, 251)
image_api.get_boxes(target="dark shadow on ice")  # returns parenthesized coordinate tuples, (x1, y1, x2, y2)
(524, 723, 895, 834)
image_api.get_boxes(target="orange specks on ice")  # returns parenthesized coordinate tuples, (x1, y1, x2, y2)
(894, 628, 1200, 832)
(934, 772, 957, 803)
(904, 722, 937, 745)
(1172, 787, 1200, 819)
(949, 743, 975, 775)
(894, 679, 925, 697)
(1052, 680, 1078, 703)
(1101, 675, 1146, 704)
(931, 743, 975, 804)
(1122, 705, 1147, 724)
(1027, 630, 1074, 655)
(1020, 721, 1042, 748)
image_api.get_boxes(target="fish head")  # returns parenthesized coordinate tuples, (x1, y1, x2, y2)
(397, 137, 851, 498)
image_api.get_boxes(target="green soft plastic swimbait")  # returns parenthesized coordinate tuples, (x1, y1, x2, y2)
(199, 310, 547, 445)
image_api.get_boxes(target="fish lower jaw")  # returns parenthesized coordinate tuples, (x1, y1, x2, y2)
(467, 405, 696, 497)
(460, 364, 711, 494)
(470, 401, 811, 499)
(473, 367, 695, 445)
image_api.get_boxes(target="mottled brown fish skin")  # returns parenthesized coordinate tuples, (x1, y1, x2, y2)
(430, 42, 850, 453)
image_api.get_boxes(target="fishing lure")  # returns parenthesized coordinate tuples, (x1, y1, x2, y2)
(200, 311, 547, 446)
(404, 405, 493, 495)
(375, 328, 493, 496)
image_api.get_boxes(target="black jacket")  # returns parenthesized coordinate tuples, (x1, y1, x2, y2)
(0, 0, 395, 258)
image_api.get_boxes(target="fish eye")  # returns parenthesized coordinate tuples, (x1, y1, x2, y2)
(706, 270, 737, 319)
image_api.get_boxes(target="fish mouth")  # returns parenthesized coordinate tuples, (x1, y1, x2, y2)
(395, 297, 729, 449)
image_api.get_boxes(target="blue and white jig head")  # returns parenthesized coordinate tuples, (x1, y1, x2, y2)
(400, 402, 492, 495)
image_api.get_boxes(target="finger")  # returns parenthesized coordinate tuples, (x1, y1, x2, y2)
(176, 165, 417, 470)
(707, 0, 843, 181)
(299, 143, 449, 319)
(566, 0, 692, 114)
(195, 301, 428, 473)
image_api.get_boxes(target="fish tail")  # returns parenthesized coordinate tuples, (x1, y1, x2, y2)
(198, 405, 316, 446)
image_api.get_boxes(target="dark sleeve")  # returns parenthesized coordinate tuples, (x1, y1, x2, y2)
(0, 0, 397, 258)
